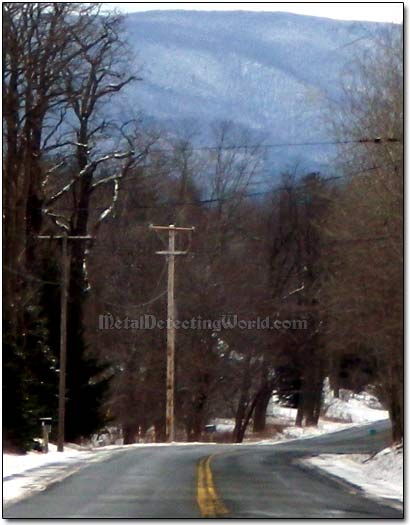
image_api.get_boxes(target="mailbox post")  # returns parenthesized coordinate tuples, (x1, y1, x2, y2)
(39, 418, 52, 453)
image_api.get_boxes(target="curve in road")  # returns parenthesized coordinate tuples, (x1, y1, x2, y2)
(4, 420, 402, 518)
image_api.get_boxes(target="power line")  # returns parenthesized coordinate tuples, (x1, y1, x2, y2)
(87, 230, 402, 257)
(325, 235, 401, 246)
(3, 265, 60, 286)
(3, 160, 399, 215)
(100, 261, 168, 309)
(101, 288, 167, 310)
(147, 137, 400, 153)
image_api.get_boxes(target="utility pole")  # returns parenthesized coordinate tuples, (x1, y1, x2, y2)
(150, 224, 194, 442)
(38, 234, 92, 452)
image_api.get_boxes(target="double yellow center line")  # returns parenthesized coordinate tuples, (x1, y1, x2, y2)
(196, 454, 228, 518)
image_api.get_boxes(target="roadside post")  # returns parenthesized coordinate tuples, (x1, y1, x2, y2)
(368, 427, 377, 452)
(39, 417, 52, 453)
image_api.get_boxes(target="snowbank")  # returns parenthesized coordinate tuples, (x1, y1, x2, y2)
(3, 443, 87, 478)
(306, 444, 403, 506)
(3, 443, 124, 506)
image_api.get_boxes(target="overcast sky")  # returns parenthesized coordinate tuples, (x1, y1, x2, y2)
(105, 2, 403, 23)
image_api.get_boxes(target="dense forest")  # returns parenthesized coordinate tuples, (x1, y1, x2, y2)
(3, 3, 403, 452)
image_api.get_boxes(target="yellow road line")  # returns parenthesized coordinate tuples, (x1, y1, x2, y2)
(197, 454, 228, 518)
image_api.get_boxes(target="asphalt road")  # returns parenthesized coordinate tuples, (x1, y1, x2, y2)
(4, 420, 403, 519)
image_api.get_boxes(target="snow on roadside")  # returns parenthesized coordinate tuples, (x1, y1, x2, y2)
(305, 444, 403, 505)
(4, 443, 88, 478)
(280, 419, 355, 440)
(3, 443, 129, 507)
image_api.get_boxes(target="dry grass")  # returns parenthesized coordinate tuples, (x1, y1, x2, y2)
(209, 422, 291, 443)
(210, 431, 234, 443)
(244, 423, 289, 442)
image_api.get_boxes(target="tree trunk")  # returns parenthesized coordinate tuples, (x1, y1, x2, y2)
(253, 385, 273, 433)
(123, 423, 138, 445)
(190, 393, 207, 442)
(233, 392, 247, 443)
(233, 354, 252, 442)
(295, 390, 304, 427)
(235, 391, 261, 443)
(388, 373, 403, 444)
(154, 418, 166, 443)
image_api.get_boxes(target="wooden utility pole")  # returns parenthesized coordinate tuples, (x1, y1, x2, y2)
(58, 233, 69, 452)
(150, 224, 194, 442)
(38, 234, 92, 451)
(166, 226, 176, 442)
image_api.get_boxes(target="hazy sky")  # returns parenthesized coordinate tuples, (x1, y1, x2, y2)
(105, 2, 403, 24)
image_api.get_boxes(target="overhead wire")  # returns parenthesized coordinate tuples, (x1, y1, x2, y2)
(2, 161, 398, 214)
(137, 137, 400, 153)
(3, 265, 60, 286)
(100, 288, 167, 311)
(100, 260, 168, 310)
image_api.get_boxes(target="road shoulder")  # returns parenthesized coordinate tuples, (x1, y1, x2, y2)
(302, 447, 403, 512)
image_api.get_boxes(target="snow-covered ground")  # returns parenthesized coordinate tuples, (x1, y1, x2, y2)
(268, 384, 388, 425)
(305, 444, 403, 507)
(324, 396, 388, 424)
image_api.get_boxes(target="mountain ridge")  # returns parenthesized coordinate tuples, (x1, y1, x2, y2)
(118, 10, 394, 174)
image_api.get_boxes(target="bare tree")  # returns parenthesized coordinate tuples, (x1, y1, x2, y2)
(323, 27, 403, 442)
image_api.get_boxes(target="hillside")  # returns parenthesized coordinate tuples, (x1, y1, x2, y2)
(119, 10, 392, 173)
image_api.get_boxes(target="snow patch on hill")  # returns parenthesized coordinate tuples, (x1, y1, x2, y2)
(268, 385, 388, 424)
(324, 396, 388, 424)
